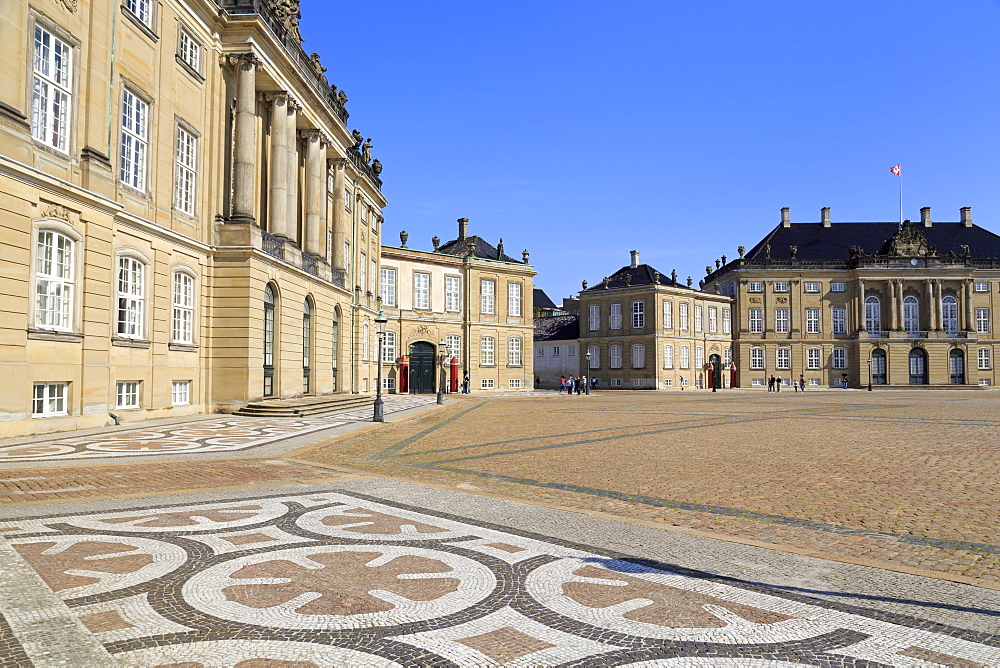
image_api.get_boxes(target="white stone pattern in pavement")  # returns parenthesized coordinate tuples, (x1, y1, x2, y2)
(0, 491, 996, 667)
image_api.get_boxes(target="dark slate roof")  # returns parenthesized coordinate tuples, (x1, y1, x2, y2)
(437, 235, 521, 262)
(581, 263, 692, 292)
(746, 222, 1000, 260)
(534, 315, 579, 341)
(533, 289, 557, 310)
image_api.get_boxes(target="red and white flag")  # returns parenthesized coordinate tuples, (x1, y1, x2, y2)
(890, 164, 901, 175)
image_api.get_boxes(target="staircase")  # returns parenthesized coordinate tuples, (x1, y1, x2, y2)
(232, 394, 373, 418)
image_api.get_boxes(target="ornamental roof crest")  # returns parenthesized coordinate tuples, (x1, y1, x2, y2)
(885, 220, 936, 257)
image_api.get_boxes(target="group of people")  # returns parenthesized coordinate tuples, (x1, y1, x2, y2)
(559, 375, 590, 395)
(768, 374, 807, 392)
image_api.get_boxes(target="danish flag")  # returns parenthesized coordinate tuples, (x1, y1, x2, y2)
(890, 164, 901, 175)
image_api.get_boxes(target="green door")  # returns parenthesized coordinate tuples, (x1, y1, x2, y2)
(409, 342, 435, 394)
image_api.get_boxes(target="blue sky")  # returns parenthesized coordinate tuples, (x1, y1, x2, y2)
(300, 1, 1000, 304)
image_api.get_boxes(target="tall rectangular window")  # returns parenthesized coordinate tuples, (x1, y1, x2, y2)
(35, 230, 74, 330)
(508, 337, 522, 365)
(679, 303, 689, 330)
(446, 334, 461, 360)
(722, 308, 731, 334)
(663, 301, 673, 329)
(709, 307, 718, 333)
(776, 347, 790, 369)
(610, 345, 623, 369)
(680, 346, 690, 369)
(632, 344, 645, 369)
(480, 336, 495, 365)
(124, 0, 152, 25)
(445, 276, 461, 312)
(775, 308, 789, 333)
(178, 29, 201, 71)
(508, 282, 522, 317)
(120, 88, 149, 191)
(481, 280, 495, 315)
(379, 267, 396, 306)
(749, 308, 763, 333)
(371, 259, 377, 295)
(588, 346, 599, 369)
(172, 380, 190, 405)
(359, 251, 367, 293)
(750, 347, 764, 369)
(832, 347, 847, 369)
(807, 348, 821, 370)
(695, 346, 704, 370)
(117, 256, 145, 338)
(116, 381, 140, 409)
(588, 304, 600, 331)
(663, 344, 673, 368)
(805, 308, 820, 334)
(833, 308, 846, 334)
(694, 305, 703, 332)
(171, 272, 194, 343)
(610, 303, 622, 329)
(976, 308, 990, 333)
(382, 330, 397, 363)
(32, 26, 73, 152)
(174, 125, 197, 215)
(344, 241, 350, 280)
(413, 272, 429, 309)
(33, 382, 67, 417)
(978, 347, 991, 370)
(632, 301, 644, 329)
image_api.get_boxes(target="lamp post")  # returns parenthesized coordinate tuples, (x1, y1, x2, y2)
(584, 350, 591, 395)
(867, 356, 873, 392)
(437, 337, 448, 405)
(373, 309, 388, 422)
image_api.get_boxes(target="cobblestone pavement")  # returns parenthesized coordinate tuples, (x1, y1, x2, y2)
(299, 390, 1000, 587)
(1, 484, 998, 667)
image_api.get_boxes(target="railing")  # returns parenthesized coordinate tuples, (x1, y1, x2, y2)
(866, 331, 888, 339)
(347, 148, 383, 191)
(261, 231, 284, 260)
(946, 331, 968, 338)
(329, 267, 345, 288)
(906, 331, 928, 339)
(302, 253, 319, 276)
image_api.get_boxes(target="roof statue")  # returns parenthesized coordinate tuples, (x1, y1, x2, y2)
(884, 220, 936, 257)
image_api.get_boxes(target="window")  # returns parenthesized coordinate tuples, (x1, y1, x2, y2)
(748, 282, 763, 293)
(751, 378, 764, 386)
(807, 348, 821, 370)
(263, 285, 275, 396)
(445, 276, 461, 312)
(359, 251, 367, 293)
(724, 347, 732, 365)
(371, 259, 377, 295)
(679, 303, 689, 330)
(588, 304, 600, 331)
(831, 282, 845, 293)
(177, 28, 201, 72)
(774, 281, 789, 292)
(120, 88, 149, 191)
(344, 188, 352, 211)
(722, 308, 731, 334)
(610, 378, 622, 387)
(805, 282, 820, 293)
(481, 378, 495, 389)
(124, 0, 152, 26)
(303, 301, 313, 389)
(379, 267, 396, 306)
(975, 281, 989, 293)
(750, 348, 764, 370)
(173, 125, 197, 215)
(567, 345, 576, 356)
(833, 348, 847, 369)
(663, 344, 673, 369)
(32, 26, 73, 152)
(35, 230, 75, 330)
(809, 378, 820, 386)
(695, 346, 704, 371)
(631, 344, 645, 369)
(588, 345, 599, 369)
(863, 296, 881, 331)
(33, 382, 67, 417)
(480, 280, 495, 315)
(361, 322, 369, 361)
(508, 337, 522, 365)
(664, 378, 674, 387)
(116, 256, 145, 338)
(694, 305, 703, 332)
(610, 345, 623, 369)
(976, 308, 990, 333)
(446, 334, 461, 360)
(382, 377, 396, 391)
(632, 378, 645, 388)
(381, 330, 397, 363)
(537, 346, 544, 357)
(709, 307, 718, 333)
(979, 378, 991, 386)
(116, 381, 140, 409)
(413, 272, 429, 309)
(360, 205, 368, 227)
(610, 303, 622, 330)
(805, 308, 820, 334)
(680, 346, 690, 369)
(833, 308, 846, 334)
(978, 348, 991, 370)
(903, 296, 919, 332)
(942, 295, 958, 332)
(344, 241, 351, 279)
(632, 301, 644, 329)
(776, 347, 790, 369)
(480, 336, 495, 365)
(509, 378, 522, 389)
(749, 308, 763, 334)
(775, 308, 789, 333)
(172, 380, 190, 405)
(508, 283, 522, 317)
(171, 271, 194, 343)
(663, 301, 673, 329)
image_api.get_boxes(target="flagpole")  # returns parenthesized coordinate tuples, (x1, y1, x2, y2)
(898, 170, 903, 227)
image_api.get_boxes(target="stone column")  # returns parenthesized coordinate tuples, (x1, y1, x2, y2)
(963, 279, 974, 331)
(331, 159, 347, 269)
(856, 279, 866, 332)
(926, 279, 937, 331)
(303, 129, 327, 256)
(889, 279, 899, 331)
(266, 92, 289, 238)
(228, 53, 260, 223)
(285, 99, 300, 245)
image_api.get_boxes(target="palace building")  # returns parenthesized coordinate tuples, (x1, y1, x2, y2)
(703, 207, 1000, 389)
(1, 0, 385, 436)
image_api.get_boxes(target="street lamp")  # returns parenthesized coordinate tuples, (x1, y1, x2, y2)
(373, 309, 388, 422)
(437, 337, 449, 405)
(867, 356, 873, 392)
(584, 350, 591, 395)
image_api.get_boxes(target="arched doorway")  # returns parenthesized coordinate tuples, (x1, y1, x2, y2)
(871, 349, 887, 385)
(949, 349, 965, 385)
(908, 348, 928, 385)
(708, 354, 722, 389)
(409, 341, 435, 394)
(263, 284, 276, 396)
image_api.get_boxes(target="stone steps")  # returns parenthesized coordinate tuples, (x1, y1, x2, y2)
(232, 394, 373, 417)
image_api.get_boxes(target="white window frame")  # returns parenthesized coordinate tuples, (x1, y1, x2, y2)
(749, 308, 763, 334)
(978, 347, 991, 370)
(116, 381, 140, 409)
(508, 337, 522, 366)
(974, 281, 989, 293)
(694, 305, 703, 332)
(807, 347, 821, 370)
(805, 308, 820, 334)
(632, 301, 644, 329)
(445, 276, 461, 313)
(480, 279, 495, 315)
(508, 282, 522, 317)
(359, 251, 367, 294)
(832, 347, 847, 369)
(774, 281, 789, 293)
(631, 344, 645, 369)
(382, 330, 397, 364)
(831, 282, 846, 293)
(361, 322, 369, 362)
(775, 308, 789, 334)
(709, 307, 718, 333)
(413, 272, 430, 310)
(382, 377, 396, 391)
(748, 281, 763, 293)
(750, 347, 764, 370)
(177, 27, 201, 73)
(480, 336, 495, 366)
(976, 308, 990, 334)
(124, 0, 153, 26)
(832, 308, 846, 334)
(33, 382, 67, 417)
(116, 255, 146, 339)
(344, 241, 351, 280)
(370, 258, 377, 296)
(31, 25, 73, 153)
(481, 378, 495, 389)
(610, 378, 622, 387)
(663, 300, 673, 329)
(942, 295, 958, 332)
(680, 345, 690, 369)
(34, 229, 76, 331)
(776, 347, 790, 370)
(446, 334, 461, 360)
(509, 378, 522, 389)
(173, 124, 197, 215)
(588, 304, 600, 331)
(380, 267, 397, 306)
(552, 345, 560, 357)
(610, 344, 623, 369)
(610, 303, 622, 330)
(119, 87, 149, 191)
(171, 270, 195, 344)
(537, 346, 544, 357)
(695, 346, 704, 371)
(588, 345, 600, 369)
(903, 296, 920, 332)
(171, 380, 190, 405)
(679, 303, 689, 330)
(804, 282, 820, 293)
(663, 344, 673, 369)
(722, 308, 731, 334)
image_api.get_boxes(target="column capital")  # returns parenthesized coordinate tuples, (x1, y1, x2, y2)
(223, 52, 261, 70)
(329, 157, 349, 170)
(287, 97, 302, 113)
(262, 90, 290, 105)
(300, 128, 330, 146)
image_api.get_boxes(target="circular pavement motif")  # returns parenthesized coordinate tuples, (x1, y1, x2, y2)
(114, 639, 402, 667)
(297, 505, 470, 542)
(85, 439, 203, 453)
(0, 443, 77, 459)
(64, 500, 291, 533)
(183, 544, 496, 630)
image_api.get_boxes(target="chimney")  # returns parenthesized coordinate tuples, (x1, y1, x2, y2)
(821, 207, 831, 227)
(457, 217, 469, 240)
(630, 250, 639, 268)
(960, 206, 973, 227)
(920, 207, 932, 227)
(781, 207, 791, 228)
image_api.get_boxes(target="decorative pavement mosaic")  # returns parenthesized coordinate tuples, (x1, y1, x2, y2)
(1, 489, 997, 667)
(0, 397, 435, 464)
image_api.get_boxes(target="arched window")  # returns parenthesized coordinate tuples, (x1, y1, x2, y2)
(903, 295, 919, 332)
(865, 295, 881, 332)
(331, 307, 340, 392)
(263, 285, 275, 396)
(942, 295, 958, 332)
(302, 299, 313, 393)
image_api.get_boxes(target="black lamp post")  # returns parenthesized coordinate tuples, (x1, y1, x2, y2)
(437, 337, 448, 405)
(867, 356, 873, 392)
(584, 350, 591, 395)
(373, 309, 387, 422)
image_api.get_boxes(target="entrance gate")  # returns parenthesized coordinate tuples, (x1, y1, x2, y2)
(409, 342, 436, 394)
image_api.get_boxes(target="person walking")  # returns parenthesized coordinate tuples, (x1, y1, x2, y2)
(775, 375, 782, 392)
(567, 377, 575, 395)
(799, 374, 805, 391)
(560, 376, 566, 393)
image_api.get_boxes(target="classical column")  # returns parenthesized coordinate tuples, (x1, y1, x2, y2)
(285, 99, 300, 244)
(856, 278, 866, 332)
(303, 129, 327, 256)
(265, 92, 289, 238)
(889, 279, 899, 331)
(926, 279, 937, 331)
(331, 158, 347, 269)
(228, 53, 261, 223)
(963, 279, 974, 331)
